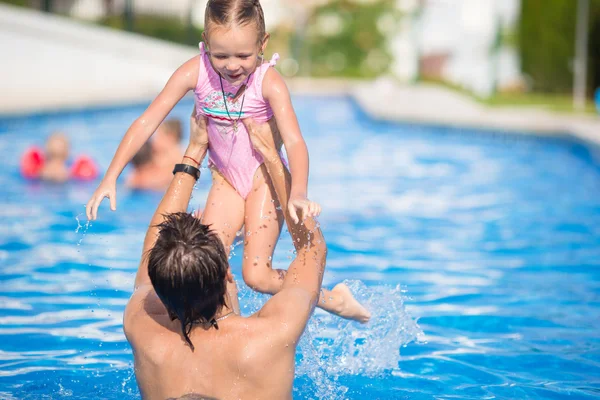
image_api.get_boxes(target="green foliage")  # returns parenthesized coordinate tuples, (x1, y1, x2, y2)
(591, 2, 600, 92)
(97, 13, 291, 61)
(0, 0, 29, 7)
(300, 0, 397, 78)
(519, 0, 600, 94)
(518, 0, 577, 93)
(99, 14, 203, 47)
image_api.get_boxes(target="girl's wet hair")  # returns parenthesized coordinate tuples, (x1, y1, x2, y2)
(147, 212, 229, 350)
(204, 0, 266, 42)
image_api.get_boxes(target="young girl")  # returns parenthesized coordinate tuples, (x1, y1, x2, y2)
(87, 0, 369, 323)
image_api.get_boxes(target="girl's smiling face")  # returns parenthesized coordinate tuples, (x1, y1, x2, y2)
(205, 23, 268, 87)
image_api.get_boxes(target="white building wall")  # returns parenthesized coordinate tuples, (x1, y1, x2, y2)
(393, 0, 522, 97)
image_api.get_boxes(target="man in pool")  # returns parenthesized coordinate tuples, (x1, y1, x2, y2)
(123, 116, 327, 399)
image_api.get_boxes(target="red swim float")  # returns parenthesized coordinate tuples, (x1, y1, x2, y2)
(20, 147, 99, 181)
(70, 155, 99, 181)
(20, 146, 45, 179)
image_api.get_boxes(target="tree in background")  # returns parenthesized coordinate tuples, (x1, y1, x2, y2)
(590, 3, 600, 94)
(519, 0, 600, 95)
(301, 0, 396, 78)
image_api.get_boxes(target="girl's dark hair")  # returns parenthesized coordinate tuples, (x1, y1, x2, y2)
(147, 212, 229, 350)
(204, 0, 266, 42)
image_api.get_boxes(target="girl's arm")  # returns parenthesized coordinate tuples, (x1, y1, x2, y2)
(86, 56, 200, 220)
(262, 68, 318, 223)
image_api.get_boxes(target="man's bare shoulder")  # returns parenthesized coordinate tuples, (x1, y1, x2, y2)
(123, 285, 171, 344)
(252, 287, 318, 343)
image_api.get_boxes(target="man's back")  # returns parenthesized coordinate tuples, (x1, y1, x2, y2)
(124, 287, 297, 400)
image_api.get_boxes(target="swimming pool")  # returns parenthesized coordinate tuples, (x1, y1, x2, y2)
(1, 96, 599, 399)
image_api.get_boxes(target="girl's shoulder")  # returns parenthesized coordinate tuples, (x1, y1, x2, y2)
(256, 53, 282, 101)
(260, 66, 292, 102)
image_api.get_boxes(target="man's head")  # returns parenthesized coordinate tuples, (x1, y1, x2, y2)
(147, 212, 231, 350)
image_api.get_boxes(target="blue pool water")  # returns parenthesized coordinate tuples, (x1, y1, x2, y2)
(1, 96, 600, 399)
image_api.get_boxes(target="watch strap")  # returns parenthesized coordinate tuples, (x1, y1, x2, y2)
(172, 163, 200, 181)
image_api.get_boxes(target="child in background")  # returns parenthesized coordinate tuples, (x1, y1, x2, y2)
(87, 0, 369, 322)
(40, 132, 70, 183)
(20, 132, 99, 182)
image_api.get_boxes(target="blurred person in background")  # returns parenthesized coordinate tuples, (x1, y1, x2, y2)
(126, 120, 184, 191)
(152, 118, 184, 170)
(20, 131, 99, 183)
(40, 132, 70, 183)
(126, 142, 162, 190)
(126, 119, 184, 191)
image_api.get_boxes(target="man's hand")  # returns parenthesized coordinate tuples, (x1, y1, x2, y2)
(186, 108, 209, 164)
(244, 118, 282, 158)
(244, 118, 321, 224)
(190, 107, 209, 149)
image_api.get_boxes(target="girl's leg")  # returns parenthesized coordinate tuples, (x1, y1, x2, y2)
(243, 165, 371, 323)
(200, 168, 245, 315)
(241, 164, 285, 294)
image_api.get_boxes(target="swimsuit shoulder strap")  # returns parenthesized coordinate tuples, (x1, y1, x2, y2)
(253, 53, 280, 102)
(268, 53, 280, 66)
(196, 42, 217, 93)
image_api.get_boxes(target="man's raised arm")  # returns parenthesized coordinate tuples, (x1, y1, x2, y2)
(243, 119, 327, 338)
(134, 115, 209, 288)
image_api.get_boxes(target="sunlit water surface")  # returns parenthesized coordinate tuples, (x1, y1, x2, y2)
(1, 96, 599, 399)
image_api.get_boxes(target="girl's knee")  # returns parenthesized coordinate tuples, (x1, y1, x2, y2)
(242, 259, 272, 293)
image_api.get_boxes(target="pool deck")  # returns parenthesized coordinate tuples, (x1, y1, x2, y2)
(351, 79, 600, 146)
(1, 3, 599, 147)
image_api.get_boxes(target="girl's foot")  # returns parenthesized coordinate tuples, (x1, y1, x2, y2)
(330, 283, 371, 323)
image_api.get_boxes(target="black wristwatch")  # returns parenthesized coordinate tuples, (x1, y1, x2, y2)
(172, 163, 200, 181)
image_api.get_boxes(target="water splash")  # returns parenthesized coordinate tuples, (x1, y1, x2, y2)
(229, 239, 244, 260)
(239, 280, 423, 399)
(75, 212, 91, 247)
(57, 383, 73, 396)
(295, 280, 423, 398)
(120, 365, 136, 395)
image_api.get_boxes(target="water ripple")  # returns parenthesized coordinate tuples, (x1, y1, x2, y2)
(1, 97, 600, 399)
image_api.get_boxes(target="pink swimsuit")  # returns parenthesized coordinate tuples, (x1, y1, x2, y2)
(194, 42, 280, 199)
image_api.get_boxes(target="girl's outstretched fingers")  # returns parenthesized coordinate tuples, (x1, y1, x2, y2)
(86, 182, 117, 221)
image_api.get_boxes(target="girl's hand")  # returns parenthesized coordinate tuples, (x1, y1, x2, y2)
(86, 179, 117, 221)
(288, 195, 321, 225)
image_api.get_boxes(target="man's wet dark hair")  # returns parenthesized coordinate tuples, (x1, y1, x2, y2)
(147, 212, 229, 350)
